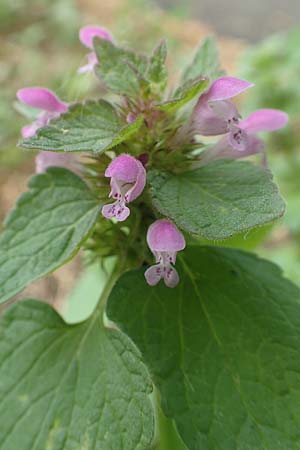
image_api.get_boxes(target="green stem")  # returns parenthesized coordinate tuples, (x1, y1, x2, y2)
(98, 256, 126, 312)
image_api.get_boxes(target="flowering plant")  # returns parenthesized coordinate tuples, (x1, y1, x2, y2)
(0, 26, 299, 450)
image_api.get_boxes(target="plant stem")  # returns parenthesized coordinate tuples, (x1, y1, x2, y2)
(98, 256, 125, 313)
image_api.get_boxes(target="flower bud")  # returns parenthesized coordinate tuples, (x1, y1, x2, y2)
(102, 154, 146, 222)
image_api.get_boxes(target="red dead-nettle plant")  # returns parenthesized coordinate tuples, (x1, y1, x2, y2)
(1, 27, 299, 450)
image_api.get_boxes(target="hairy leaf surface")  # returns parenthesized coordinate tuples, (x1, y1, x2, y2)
(108, 246, 300, 450)
(0, 168, 100, 303)
(0, 300, 155, 450)
(19, 100, 143, 153)
(149, 159, 285, 240)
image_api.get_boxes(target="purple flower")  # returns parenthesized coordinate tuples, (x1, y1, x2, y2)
(35, 151, 80, 175)
(201, 108, 289, 165)
(78, 25, 113, 74)
(16, 87, 68, 138)
(145, 220, 186, 288)
(190, 77, 254, 150)
(102, 154, 146, 222)
(126, 112, 137, 124)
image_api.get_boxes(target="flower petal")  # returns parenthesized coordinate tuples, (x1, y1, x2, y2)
(17, 88, 68, 113)
(205, 77, 254, 102)
(228, 127, 249, 152)
(79, 25, 112, 49)
(21, 123, 39, 139)
(105, 154, 140, 183)
(147, 220, 186, 253)
(35, 151, 79, 174)
(192, 98, 229, 136)
(164, 266, 179, 288)
(78, 52, 98, 74)
(201, 134, 265, 164)
(126, 162, 146, 202)
(101, 203, 130, 222)
(144, 265, 163, 286)
(240, 109, 289, 133)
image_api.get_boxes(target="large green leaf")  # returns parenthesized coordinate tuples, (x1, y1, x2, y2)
(149, 159, 285, 240)
(94, 38, 148, 97)
(19, 100, 143, 153)
(108, 245, 300, 450)
(182, 36, 223, 82)
(0, 168, 100, 303)
(0, 300, 155, 450)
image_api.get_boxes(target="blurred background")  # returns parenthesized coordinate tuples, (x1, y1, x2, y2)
(0, 0, 299, 317)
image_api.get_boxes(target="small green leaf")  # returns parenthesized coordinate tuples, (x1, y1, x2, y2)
(0, 168, 100, 303)
(156, 77, 209, 112)
(0, 300, 155, 450)
(19, 100, 143, 153)
(108, 245, 300, 450)
(147, 39, 168, 88)
(182, 36, 224, 82)
(149, 159, 285, 240)
(94, 38, 148, 97)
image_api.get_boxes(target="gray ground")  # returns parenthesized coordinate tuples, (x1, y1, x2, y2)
(158, 0, 300, 41)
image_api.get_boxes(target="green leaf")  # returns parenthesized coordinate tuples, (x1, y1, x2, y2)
(149, 159, 285, 240)
(182, 36, 224, 82)
(19, 100, 143, 153)
(0, 168, 100, 303)
(108, 245, 300, 450)
(147, 40, 168, 88)
(94, 38, 148, 97)
(61, 257, 117, 324)
(0, 300, 155, 450)
(156, 77, 209, 112)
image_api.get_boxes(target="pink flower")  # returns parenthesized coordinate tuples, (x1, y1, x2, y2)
(145, 220, 186, 288)
(35, 151, 80, 175)
(191, 77, 254, 150)
(126, 112, 137, 124)
(16, 87, 68, 138)
(102, 154, 146, 222)
(201, 109, 288, 165)
(78, 25, 112, 74)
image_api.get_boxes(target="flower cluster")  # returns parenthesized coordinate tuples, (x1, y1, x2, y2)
(16, 25, 288, 289)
